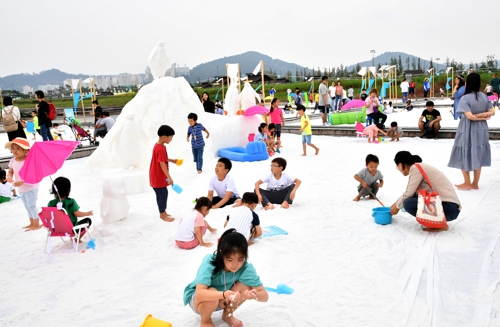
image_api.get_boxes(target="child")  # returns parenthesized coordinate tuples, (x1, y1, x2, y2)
(440, 87, 445, 100)
(388, 121, 403, 141)
(207, 158, 241, 209)
(52, 123, 64, 140)
(353, 154, 384, 201)
(224, 192, 262, 244)
(384, 101, 393, 114)
(187, 113, 210, 174)
(255, 157, 301, 210)
(295, 90, 302, 107)
(359, 88, 368, 101)
(47, 177, 93, 236)
(267, 123, 277, 154)
(0, 169, 17, 203)
(363, 123, 387, 143)
(348, 86, 354, 100)
(268, 98, 284, 153)
(215, 105, 224, 115)
(31, 110, 40, 140)
(150, 125, 179, 222)
(297, 105, 319, 156)
(5, 138, 40, 230)
(404, 100, 413, 112)
(183, 228, 268, 327)
(254, 123, 274, 155)
(175, 197, 217, 249)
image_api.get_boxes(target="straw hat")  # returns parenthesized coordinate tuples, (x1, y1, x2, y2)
(4, 137, 30, 150)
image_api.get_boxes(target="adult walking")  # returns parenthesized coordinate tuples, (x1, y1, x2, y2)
(318, 76, 330, 126)
(34, 90, 53, 141)
(201, 92, 215, 114)
(491, 73, 500, 95)
(390, 151, 461, 231)
(423, 78, 430, 99)
(400, 78, 409, 103)
(448, 73, 495, 190)
(451, 75, 465, 120)
(2, 96, 27, 141)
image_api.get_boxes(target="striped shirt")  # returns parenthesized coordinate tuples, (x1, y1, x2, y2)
(225, 206, 260, 240)
(187, 123, 206, 148)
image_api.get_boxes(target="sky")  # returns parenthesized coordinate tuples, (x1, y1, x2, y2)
(1, 0, 496, 77)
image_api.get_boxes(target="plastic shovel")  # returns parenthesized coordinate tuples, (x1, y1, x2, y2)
(264, 284, 294, 294)
(369, 190, 385, 207)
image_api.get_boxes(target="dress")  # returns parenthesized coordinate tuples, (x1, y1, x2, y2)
(448, 92, 493, 172)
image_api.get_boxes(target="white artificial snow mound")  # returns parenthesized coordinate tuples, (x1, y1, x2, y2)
(1, 134, 500, 326)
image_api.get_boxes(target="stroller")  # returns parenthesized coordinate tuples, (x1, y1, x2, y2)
(64, 109, 98, 146)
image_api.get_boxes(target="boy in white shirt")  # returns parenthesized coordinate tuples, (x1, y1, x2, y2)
(207, 157, 241, 209)
(255, 157, 301, 210)
(224, 192, 262, 244)
(0, 170, 17, 203)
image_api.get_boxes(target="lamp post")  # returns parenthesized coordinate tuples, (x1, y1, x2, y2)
(436, 58, 440, 73)
(370, 50, 376, 66)
(217, 65, 219, 77)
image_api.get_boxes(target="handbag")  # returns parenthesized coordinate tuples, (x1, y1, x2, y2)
(414, 164, 447, 228)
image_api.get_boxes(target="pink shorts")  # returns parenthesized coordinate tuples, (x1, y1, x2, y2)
(175, 222, 208, 249)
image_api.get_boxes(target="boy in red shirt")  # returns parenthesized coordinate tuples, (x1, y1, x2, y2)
(150, 125, 179, 222)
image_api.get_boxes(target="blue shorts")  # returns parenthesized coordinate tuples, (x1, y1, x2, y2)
(302, 135, 312, 144)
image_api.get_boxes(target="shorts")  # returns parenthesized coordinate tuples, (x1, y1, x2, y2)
(402, 92, 408, 97)
(318, 105, 328, 114)
(189, 293, 224, 314)
(274, 124, 282, 137)
(302, 134, 312, 144)
(409, 88, 415, 94)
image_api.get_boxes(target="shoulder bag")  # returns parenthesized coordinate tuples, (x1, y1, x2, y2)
(414, 164, 447, 228)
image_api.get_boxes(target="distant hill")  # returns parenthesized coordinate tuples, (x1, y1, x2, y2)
(346, 52, 434, 72)
(0, 69, 89, 91)
(188, 51, 308, 82)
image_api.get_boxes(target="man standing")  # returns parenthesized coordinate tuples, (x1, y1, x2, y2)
(318, 76, 330, 126)
(418, 101, 442, 139)
(400, 78, 410, 103)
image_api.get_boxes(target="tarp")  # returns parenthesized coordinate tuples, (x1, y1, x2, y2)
(446, 77, 452, 90)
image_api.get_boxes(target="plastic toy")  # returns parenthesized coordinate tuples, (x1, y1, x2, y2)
(87, 239, 96, 250)
(140, 314, 172, 327)
(176, 159, 183, 166)
(258, 226, 288, 238)
(372, 207, 392, 225)
(265, 284, 294, 294)
(172, 184, 183, 194)
(217, 141, 269, 162)
(328, 107, 366, 125)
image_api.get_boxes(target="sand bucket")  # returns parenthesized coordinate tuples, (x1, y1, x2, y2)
(176, 159, 183, 166)
(372, 207, 392, 225)
(140, 314, 172, 327)
(248, 133, 255, 142)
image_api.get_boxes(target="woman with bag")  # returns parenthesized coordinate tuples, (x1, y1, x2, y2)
(390, 151, 461, 231)
(2, 96, 27, 141)
(448, 73, 495, 190)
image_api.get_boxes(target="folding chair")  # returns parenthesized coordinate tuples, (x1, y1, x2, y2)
(38, 207, 92, 254)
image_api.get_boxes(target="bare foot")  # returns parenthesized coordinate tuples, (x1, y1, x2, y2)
(471, 184, 479, 190)
(301, 154, 306, 156)
(423, 225, 449, 232)
(160, 213, 175, 222)
(264, 203, 275, 211)
(25, 224, 42, 232)
(315, 148, 320, 155)
(353, 195, 361, 202)
(281, 201, 290, 209)
(389, 139, 394, 142)
(223, 314, 243, 327)
(455, 183, 473, 190)
(200, 320, 216, 327)
(23, 224, 32, 229)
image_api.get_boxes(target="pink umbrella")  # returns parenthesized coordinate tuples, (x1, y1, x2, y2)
(244, 105, 270, 116)
(19, 141, 81, 184)
(488, 95, 498, 101)
(342, 100, 366, 110)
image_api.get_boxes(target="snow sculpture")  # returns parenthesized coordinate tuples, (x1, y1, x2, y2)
(224, 64, 240, 115)
(239, 82, 261, 110)
(100, 178, 129, 223)
(148, 41, 169, 79)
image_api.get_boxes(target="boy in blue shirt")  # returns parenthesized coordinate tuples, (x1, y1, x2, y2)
(187, 113, 210, 174)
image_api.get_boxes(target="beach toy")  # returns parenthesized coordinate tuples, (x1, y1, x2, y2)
(368, 191, 385, 207)
(87, 239, 96, 250)
(140, 314, 172, 327)
(176, 159, 183, 166)
(247, 133, 255, 142)
(372, 207, 392, 225)
(378, 137, 382, 142)
(259, 225, 288, 239)
(172, 184, 182, 194)
(217, 142, 269, 162)
(265, 284, 294, 294)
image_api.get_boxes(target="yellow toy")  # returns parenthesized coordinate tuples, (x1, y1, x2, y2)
(140, 314, 172, 327)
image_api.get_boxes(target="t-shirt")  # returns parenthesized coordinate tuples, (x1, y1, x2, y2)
(365, 97, 380, 114)
(101, 117, 115, 131)
(0, 182, 13, 198)
(261, 172, 295, 191)
(392, 126, 403, 134)
(225, 206, 260, 240)
(47, 197, 80, 225)
(356, 167, 384, 187)
(175, 209, 205, 242)
(400, 82, 409, 93)
(360, 93, 368, 101)
(187, 123, 206, 148)
(409, 81, 415, 88)
(385, 105, 393, 114)
(314, 93, 319, 102)
(300, 114, 312, 135)
(8, 158, 39, 193)
(485, 85, 493, 93)
(149, 143, 169, 188)
(269, 108, 283, 125)
(183, 254, 262, 305)
(491, 77, 500, 92)
(328, 86, 336, 98)
(269, 89, 276, 96)
(33, 116, 39, 129)
(421, 109, 441, 123)
(254, 132, 266, 142)
(319, 83, 328, 106)
(295, 95, 302, 105)
(208, 175, 240, 198)
(348, 88, 354, 97)
(335, 85, 343, 95)
(215, 108, 224, 115)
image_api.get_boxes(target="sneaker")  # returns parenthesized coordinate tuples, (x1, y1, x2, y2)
(433, 135, 438, 140)
(322, 123, 328, 126)
(419, 134, 425, 138)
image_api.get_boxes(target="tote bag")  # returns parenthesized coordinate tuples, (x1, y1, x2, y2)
(414, 164, 447, 228)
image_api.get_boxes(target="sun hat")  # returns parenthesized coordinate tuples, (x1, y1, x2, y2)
(4, 137, 30, 150)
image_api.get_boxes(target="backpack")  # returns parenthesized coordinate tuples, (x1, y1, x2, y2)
(2, 106, 19, 132)
(48, 102, 57, 120)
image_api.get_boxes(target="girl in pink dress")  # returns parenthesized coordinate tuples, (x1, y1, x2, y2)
(363, 123, 387, 143)
(267, 98, 285, 153)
